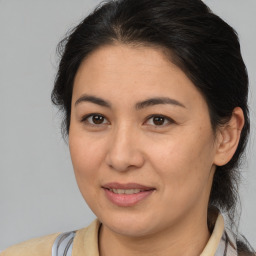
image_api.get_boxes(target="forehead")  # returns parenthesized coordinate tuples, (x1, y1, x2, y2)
(76, 43, 176, 78)
(72, 43, 206, 110)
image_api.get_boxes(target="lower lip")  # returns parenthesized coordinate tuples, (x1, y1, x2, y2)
(103, 189, 154, 207)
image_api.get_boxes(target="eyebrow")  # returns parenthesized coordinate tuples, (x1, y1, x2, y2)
(135, 97, 186, 110)
(75, 94, 186, 109)
(75, 94, 111, 108)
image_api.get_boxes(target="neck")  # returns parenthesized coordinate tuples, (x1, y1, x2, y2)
(99, 210, 211, 256)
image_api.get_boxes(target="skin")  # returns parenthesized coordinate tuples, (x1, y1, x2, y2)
(69, 44, 244, 256)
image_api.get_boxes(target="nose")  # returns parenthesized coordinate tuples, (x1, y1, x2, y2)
(105, 125, 145, 172)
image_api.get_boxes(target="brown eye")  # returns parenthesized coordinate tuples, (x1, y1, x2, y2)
(145, 115, 174, 127)
(152, 116, 165, 125)
(82, 114, 108, 125)
(92, 115, 105, 124)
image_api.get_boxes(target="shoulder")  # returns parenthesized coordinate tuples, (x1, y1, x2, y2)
(72, 219, 100, 255)
(0, 232, 60, 256)
(0, 220, 100, 256)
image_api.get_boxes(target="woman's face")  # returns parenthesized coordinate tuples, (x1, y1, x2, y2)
(69, 44, 219, 237)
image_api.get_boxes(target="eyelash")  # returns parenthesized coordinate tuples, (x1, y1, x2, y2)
(145, 114, 175, 127)
(80, 113, 175, 128)
(80, 113, 109, 127)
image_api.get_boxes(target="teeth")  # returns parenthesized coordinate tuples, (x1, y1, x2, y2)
(110, 188, 142, 194)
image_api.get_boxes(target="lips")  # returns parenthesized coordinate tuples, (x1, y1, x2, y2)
(102, 182, 155, 207)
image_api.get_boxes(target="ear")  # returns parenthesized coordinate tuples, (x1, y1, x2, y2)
(214, 107, 245, 166)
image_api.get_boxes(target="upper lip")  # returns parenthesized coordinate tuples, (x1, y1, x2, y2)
(102, 182, 155, 191)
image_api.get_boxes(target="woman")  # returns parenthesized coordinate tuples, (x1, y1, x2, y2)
(1, 0, 255, 255)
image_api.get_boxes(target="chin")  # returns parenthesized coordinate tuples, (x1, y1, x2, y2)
(97, 210, 161, 237)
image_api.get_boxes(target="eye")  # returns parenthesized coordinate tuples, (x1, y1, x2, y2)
(145, 115, 174, 127)
(81, 113, 109, 126)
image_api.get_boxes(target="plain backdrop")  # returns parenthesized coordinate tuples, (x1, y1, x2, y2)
(0, 0, 255, 251)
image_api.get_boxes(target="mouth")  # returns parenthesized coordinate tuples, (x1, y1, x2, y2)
(107, 188, 148, 194)
(102, 183, 156, 207)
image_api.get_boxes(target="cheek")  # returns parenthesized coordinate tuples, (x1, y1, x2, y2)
(150, 130, 213, 169)
(147, 127, 215, 196)
(69, 132, 105, 189)
(69, 134, 106, 214)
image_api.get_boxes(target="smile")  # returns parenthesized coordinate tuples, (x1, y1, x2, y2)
(108, 188, 144, 194)
(102, 183, 155, 207)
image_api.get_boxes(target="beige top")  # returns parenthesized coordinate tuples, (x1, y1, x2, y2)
(1, 214, 233, 256)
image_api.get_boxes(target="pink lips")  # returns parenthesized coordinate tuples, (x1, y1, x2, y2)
(102, 182, 155, 207)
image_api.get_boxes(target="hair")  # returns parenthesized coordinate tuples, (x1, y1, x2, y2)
(51, 0, 253, 253)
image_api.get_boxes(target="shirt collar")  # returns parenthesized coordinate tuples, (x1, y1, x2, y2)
(72, 214, 237, 256)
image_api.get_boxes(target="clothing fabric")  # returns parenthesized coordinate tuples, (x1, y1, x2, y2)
(1, 214, 238, 256)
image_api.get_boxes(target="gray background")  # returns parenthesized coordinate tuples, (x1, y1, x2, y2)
(0, 0, 255, 251)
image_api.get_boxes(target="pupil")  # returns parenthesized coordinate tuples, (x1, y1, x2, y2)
(93, 115, 104, 124)
(153, 116, 164, 125)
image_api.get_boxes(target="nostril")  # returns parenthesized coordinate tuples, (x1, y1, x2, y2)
(105, 150, 145, 172)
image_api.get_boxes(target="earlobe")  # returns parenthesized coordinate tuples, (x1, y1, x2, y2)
(214, 107, 245, 166)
